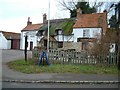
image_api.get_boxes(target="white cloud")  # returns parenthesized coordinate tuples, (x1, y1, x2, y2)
(0, 17, 27, 33)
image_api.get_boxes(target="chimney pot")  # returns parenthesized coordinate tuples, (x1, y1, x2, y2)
(27, 17, 32, 25)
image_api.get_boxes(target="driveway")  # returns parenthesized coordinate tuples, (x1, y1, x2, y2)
(2, 49, 32, 64)
(2, 49, 32, 81)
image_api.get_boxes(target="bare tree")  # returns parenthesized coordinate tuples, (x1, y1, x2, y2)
(57, 0, 78, 11)
(90, 29, 117, 56)
(90, 1, 104, 13)
(57, 0, 97, 18)
(57, 0, 118, 14)
(58, 0, 104, 12)
(104, 2, 116, 13)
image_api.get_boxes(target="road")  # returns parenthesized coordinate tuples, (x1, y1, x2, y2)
(2, 82, 118, 88)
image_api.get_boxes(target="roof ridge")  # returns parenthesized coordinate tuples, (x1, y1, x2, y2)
(22, 23, 43, 31)
(43, 18, 75, 24)
(2, 31, 20, 34)
(80, 12, 105, 16)
(28, 23, 43, 25)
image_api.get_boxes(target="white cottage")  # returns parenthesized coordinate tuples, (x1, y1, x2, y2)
(20, 17, 43, 50)
(73, 8, 108, 50)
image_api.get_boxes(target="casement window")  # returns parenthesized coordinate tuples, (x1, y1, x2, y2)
(58, 30, 63, 35)
(83, 29, 90, 38)
(56, 29, 63, 35)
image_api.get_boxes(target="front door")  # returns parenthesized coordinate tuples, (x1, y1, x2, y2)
(82, 42, 88, 50)
(44, 40, 47, 49)
(30, 42, 33, 50)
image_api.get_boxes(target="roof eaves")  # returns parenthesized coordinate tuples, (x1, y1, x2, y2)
(21, 29, 39, 32)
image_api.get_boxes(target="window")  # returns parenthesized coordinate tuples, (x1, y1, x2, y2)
(83, 29, 90, 38)
(58, 30, 62, 34)
(39, 31, 45, 36)
(30, 35, 35, 37)
(77, 38, 81, 42)
(55, 29, 63, 35)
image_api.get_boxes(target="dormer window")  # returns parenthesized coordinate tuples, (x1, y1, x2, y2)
(55, 29, 63, 35)
(39, 30, 45, 36)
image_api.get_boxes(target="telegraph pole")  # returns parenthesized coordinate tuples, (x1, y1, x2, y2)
(47, 0, 50, 54)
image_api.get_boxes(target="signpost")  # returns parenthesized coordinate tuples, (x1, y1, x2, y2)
(24, 35, 28, 62)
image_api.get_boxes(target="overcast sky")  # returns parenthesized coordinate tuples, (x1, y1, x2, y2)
(0, 0, 119, 33)
(0, 0, 70, 33)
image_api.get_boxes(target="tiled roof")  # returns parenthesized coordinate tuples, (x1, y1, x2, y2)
(73, 12, 108, 32)
(1, 31, 20, 39)
(22, 23, 43, 31)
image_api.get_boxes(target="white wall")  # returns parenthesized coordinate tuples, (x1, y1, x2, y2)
(7, 40, 11, 49)
(73, 28, 102, 42)
(20, 31, 38, 50)
(0, 32, 7, 49)
(54, 35, 74, 42)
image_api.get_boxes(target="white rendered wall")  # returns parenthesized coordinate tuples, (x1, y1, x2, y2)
(73, 28, 102, 42)
(20, 31, 38, 50)
(7, 40, 11, 49)
(54, 35, 74, 42)
(0, 32, 7, 49)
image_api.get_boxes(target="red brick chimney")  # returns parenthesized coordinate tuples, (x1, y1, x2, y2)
(27, 17, 32, 25)
(103, 10, 108, 33)
(43, 13, 47, 23)
(77, 8, 82, 19)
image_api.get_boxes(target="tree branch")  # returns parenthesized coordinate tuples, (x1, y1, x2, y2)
(58, 0, 72, 11)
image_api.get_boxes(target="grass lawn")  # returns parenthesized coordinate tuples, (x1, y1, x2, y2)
(7, 59, 118, 74)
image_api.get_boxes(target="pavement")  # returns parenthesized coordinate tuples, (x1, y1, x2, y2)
(1, 50, 120, 84)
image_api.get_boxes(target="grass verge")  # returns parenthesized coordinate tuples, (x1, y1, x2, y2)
(7, 59, 118, 74)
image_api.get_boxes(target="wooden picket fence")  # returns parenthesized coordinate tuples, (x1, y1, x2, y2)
(32, 49, 119, 65)
(48, 49, 118, 65)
